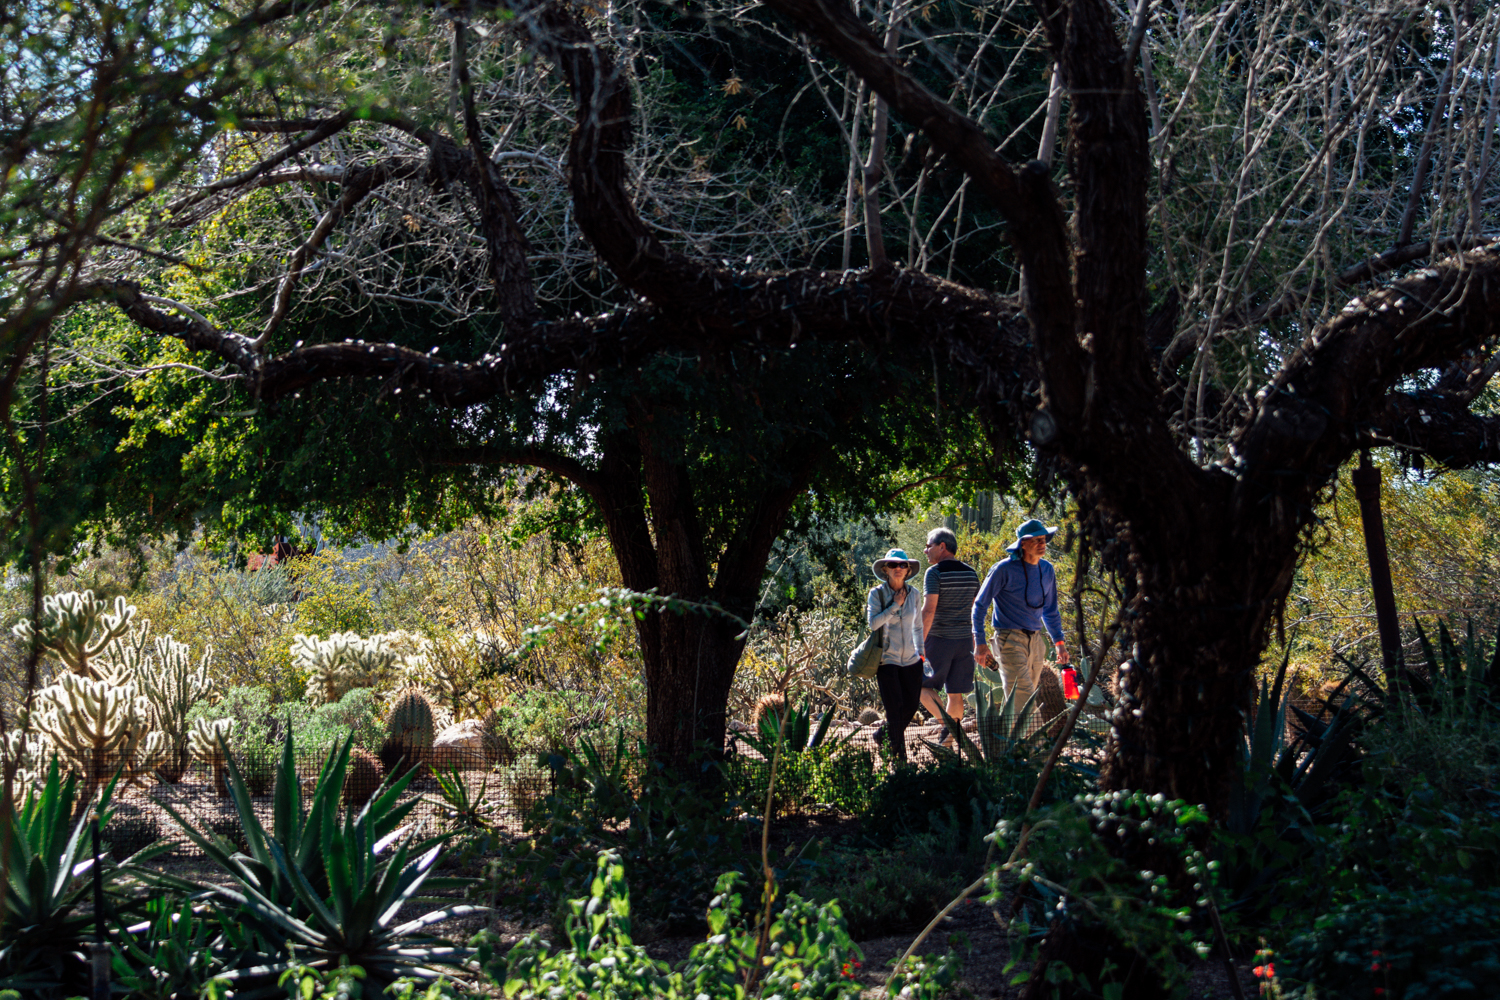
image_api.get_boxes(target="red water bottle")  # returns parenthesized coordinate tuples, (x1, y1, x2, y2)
(1062, 667, 1080, 700)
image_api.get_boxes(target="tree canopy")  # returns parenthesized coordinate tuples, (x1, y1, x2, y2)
(11, 0, 1500, 819)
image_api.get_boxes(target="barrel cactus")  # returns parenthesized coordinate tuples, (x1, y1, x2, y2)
(343, 746, 385, 809)
(12, 589, 136, 677)
(380, 687, 435, 777)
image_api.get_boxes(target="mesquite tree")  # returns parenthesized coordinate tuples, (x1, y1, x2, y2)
(14, 0, 1500, 805)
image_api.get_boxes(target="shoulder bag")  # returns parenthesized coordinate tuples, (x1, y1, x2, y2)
(846, 587, 897, 679)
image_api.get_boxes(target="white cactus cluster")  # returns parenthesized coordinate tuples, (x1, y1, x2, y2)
(99, 624, 215, 781)
(11, 590, 217, 789)
(0, 729, 45, 791)
(31, 672, 169, 794)
(11, 589, 136, 677)
(294, 631, 401, 704)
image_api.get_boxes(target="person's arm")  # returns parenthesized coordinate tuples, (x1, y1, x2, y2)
(921, 565, 939, 640)
(972, 563, 1001, 668)
(911, 585, 925, 660)
(1043, 564, 1069, 664)
(867, 587, 898, 629)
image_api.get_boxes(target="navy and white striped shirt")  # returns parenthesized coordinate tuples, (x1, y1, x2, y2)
(923, 559, 979, 641)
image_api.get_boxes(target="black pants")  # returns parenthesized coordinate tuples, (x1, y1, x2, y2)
(876, 660, 924, 762)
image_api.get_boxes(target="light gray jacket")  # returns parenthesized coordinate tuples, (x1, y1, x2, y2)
(866, 583, 925, 666)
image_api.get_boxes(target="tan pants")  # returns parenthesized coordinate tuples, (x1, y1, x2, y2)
(996, 629, 1048, 734)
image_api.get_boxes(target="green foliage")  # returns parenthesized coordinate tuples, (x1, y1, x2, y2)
(498, 733, 747, 930)
(109, 897, 218, 1000)
(864, 754, 1072, 840)
(476, 853, 866, 1000)
(1277, 879, 1500, 999)
(738, 698, 838, 758)
(886, 945, 966, 1000)
(302, 687, 386, 751)
(0, 761, 166, 997)
(426, 766, 499, 859)
(158, 736, 480, 991)
(803, 850, 968, 940)
(294, 582, 380, 642)
(728, 740, 879, 817)
(487, 688, 588, 754)
(933, 669, 1056, 766)
(994, 792, 1221, 997)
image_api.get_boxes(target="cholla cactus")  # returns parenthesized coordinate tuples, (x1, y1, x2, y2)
(293, 632, 399, 704)
(32, 672, 168, 796)
(134, 637, 214, 782)
(188, 717, 234, 795)
(11, 590, 136, 677)
(1, 728, 45, 793)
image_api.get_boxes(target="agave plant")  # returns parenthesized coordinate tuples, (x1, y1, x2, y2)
(0, 759, 167, 997)
(158, 735, 483, 994)
(737, 698, 840, 758)
(110, 897, 220, 1000)
(929, 670, 1054, 766)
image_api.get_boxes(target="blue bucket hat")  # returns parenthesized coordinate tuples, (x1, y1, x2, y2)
(872, 548, 921, 581)
(1005, 518, 1059, 554)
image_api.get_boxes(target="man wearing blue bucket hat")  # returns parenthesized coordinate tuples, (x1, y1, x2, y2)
(971, 519, 1069, 733)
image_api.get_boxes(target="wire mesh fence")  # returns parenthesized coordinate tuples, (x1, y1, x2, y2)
(16, 703, 1128, 860)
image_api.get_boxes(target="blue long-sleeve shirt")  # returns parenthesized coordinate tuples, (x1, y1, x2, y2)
(971, 556, 1065, 646)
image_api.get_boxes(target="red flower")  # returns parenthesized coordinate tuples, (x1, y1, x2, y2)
(1370, 950, 1382, 957)
(1253, 964, 1275, 978)
(1371, 962, 1385, 972)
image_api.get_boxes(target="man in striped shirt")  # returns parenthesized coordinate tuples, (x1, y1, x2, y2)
(920, 527, 981, 735)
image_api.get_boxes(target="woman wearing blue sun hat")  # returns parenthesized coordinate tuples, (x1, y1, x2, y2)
(868, 548, 925, 762)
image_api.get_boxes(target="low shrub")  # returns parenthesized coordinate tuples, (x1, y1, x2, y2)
(1277, 879, 1500, 998)
(803, 850, 967, 939)
(496, 734, 749, 931)
(477, 852, 887, 1000)
(864, 754, 1060, 839)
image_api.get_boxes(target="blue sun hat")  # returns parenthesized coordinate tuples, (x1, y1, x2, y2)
(1005, 518, 1059, 553)
(872, 548, 921, 581)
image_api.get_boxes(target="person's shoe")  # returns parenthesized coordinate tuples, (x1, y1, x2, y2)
(938, 725, 954, 746)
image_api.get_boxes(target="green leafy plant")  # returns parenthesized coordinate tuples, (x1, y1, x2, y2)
(0, 760, 166, 997)
(1277, 878, 1500, 998)
(476, 853, 867, 1000)
(803, 850, 968, 939)
(110, 896, 220, 1000)
(737, 697, 840, 758)
(500, 732, 746, 930)
(864, 754, 1065, 840)
(158, 735, 480, 992)
(426, 766, 498, 858)
(993, 791, 1221, 998)
(932, 669, 1052, 765)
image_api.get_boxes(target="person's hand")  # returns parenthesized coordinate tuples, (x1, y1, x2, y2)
(975, 643, 996, 669)
(1055, 641, 1070, 665)
(893, 587, 907, 606)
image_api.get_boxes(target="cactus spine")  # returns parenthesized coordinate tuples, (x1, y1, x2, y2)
(293, 632, 399, 704)
(188, 717, 235, 796)
(32, 673, 168, 796)
(380, 687, 435, 775)
(12, 590, 136, 677)
(343, 747, 385, 809)
(107, 635, 215, 783)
